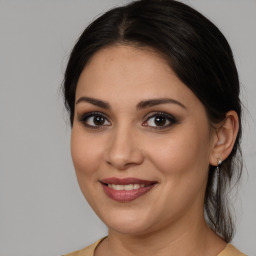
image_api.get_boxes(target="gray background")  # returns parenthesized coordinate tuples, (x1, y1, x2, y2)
(0, 0, 255, 255)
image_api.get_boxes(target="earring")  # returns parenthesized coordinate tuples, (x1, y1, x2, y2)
(216, 159, 222, 177)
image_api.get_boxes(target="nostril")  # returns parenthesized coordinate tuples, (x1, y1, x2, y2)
(104, 134, 144, 169)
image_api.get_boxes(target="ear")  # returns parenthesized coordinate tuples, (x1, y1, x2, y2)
(209, 110, 239, 166)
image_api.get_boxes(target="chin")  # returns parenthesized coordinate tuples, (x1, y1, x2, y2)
(99, 208, 157, 235)
(108, 220, 152, 235)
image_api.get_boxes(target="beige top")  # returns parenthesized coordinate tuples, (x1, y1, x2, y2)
(63, 238, 246, 256)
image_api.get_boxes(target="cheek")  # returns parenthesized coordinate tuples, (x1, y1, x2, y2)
(71, 127, 103, 179)
(148, 125, 211, 187)
(70, 127, 108, 210)
(145, 128, 211, 220)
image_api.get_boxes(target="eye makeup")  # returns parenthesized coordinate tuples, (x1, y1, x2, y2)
(78, 111, 111, 129)
(77, 109, 179, 132)
(142, 111, 178, 130)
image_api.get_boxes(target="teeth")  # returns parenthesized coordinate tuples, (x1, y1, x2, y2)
(133, 184, 140, 189)
(108, 184, 147, 191)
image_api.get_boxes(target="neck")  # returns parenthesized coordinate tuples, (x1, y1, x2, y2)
(96, 214, 226, 256)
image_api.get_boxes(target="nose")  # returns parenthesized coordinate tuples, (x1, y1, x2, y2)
(104, 125, 144, 170)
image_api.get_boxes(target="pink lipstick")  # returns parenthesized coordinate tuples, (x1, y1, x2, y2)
(100, 177, 157, 202)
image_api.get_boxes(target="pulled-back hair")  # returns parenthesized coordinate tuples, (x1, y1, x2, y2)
(63, 0, 242, 242)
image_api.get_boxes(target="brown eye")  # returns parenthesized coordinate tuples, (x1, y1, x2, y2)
(143, 112, 176, 129)
(154, 116, 167, 126)
(80, 112, 111, 128)
(93, 115, 105, 125)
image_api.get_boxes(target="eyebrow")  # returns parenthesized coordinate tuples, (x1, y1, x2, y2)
(136, 98, 186, 110)
(75, 96, 186, 110)
(76, 96, 110, 109)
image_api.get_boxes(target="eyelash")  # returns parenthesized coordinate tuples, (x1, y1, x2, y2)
(79, 112, 111, 129)
(79, 111, 177, 130)
(142, 112, 177, 130)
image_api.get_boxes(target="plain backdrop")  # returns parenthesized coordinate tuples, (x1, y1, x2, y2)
(0, 0, 255, 255)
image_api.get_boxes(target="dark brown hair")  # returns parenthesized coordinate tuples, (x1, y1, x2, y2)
(63, 0, 242, 242)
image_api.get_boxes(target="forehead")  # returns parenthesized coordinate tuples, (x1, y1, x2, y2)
(77, 46, 186, 94)
(75, 45, 202, 113)
(80, 45, 172, 82)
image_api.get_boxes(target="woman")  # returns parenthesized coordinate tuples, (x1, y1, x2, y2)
(62, 0, 246, 255)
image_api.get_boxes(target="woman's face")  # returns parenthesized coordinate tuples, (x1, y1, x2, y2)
(71, 45, 216, 235)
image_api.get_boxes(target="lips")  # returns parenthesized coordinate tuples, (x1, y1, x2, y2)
(100, 177, 157, 202)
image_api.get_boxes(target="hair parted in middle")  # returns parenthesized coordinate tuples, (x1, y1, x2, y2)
(63, 0, 242, 242)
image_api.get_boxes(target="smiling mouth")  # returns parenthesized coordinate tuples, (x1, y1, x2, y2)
(100, 177, 157, 202)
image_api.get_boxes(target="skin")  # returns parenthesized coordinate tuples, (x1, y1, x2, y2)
(71, 45, 239, 256)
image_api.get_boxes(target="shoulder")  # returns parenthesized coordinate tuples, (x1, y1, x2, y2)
(218, 244, 247, 256)
(62, 238, 104, 256)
